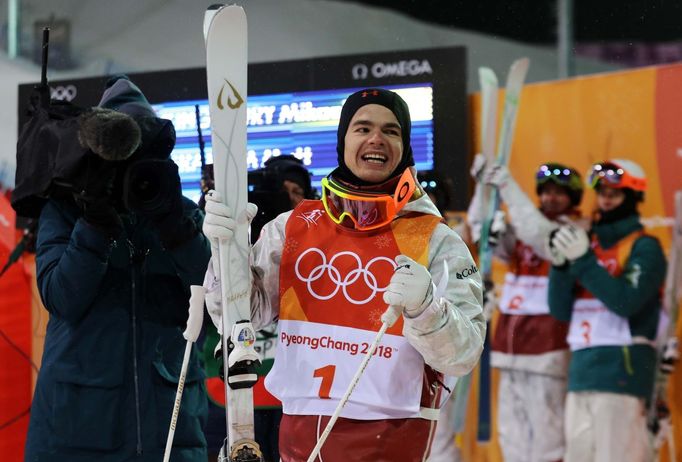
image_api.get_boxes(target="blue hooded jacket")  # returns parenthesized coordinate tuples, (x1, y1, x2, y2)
(25, 77, 211, 461)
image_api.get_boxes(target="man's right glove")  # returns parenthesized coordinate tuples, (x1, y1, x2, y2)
(73, 155, 123, 239)
(202, 190, 258, 333)
(203, 190, 238, 258)
(203, 190, 258, 254)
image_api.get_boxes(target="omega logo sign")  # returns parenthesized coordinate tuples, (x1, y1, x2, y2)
(351, 59, 433, 80)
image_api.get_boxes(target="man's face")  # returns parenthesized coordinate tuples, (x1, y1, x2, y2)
(343, 104, 403, 183)
(538, 182, 572, 215)
(282, 179, 305, 208)
(597, 186, 625, 212)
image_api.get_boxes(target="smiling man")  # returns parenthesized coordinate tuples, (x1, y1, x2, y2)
(202, 88, 485, 461)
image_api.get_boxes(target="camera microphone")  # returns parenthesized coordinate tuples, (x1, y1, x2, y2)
(77, 107, 141, 161)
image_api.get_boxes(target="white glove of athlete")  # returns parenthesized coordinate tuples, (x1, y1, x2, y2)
(203, 190, 258, 255)
(470, 153, 487, 181)
(202, 190, 258, 334)
(545, 229, 567, 266)
(488, 210, 507, 247)
(483, 164, 511, 189)
(551, 225, 590, 261)
(482, 279, 497, 322)
(660, 337, 680, 375)
(383, 255, 435, 318)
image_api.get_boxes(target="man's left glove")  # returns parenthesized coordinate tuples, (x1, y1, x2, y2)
(123, 159, 197, 249)
(551, 225, 590, 261)
(383, 255, 435, 318)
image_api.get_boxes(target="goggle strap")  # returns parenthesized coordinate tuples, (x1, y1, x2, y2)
(393, 168, 416, 211)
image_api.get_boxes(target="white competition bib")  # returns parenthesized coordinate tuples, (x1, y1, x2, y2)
(498, 272, 550, 315)
(567, 298, 632, 351)
(265, 320, 424, 420)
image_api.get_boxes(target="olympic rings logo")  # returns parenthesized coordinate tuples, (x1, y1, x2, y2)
(294, 248, 396, 304)
(50, 85, 77, 102)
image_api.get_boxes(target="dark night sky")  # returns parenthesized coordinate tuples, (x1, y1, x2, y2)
(349, 0, 682, 44)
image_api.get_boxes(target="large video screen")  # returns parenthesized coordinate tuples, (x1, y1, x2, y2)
(18, 47, 468, 210)
(153, 84, 433, 202)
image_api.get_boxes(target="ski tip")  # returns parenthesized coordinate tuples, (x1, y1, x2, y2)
(512, 57, 531, 71)
(478, 67, 498, 86)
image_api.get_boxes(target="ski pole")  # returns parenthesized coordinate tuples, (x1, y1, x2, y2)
(306, 305, 402, 462)
(163, 285, 206, 462)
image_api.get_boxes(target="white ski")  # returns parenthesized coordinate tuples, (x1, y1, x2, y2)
(478, 58, 530, 277)
(451, 67, 499, 434)
(478, 67, 499, 222)
(205, 5, 263, 462)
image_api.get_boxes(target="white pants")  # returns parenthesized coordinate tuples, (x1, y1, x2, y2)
(427, 391, 462, 462)
(565, 391, 652, 462)
(497, 369, 566, 462)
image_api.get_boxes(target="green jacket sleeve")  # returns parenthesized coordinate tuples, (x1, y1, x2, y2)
(568, 236, 666, 317)
(548, 264, 577, 322)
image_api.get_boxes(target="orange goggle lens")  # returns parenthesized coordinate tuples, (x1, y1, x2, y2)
(321, 169, 416, 231)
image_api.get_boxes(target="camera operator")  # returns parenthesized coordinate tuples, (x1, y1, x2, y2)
(202, 154, 314, 462)
(25, 76, 211, 462)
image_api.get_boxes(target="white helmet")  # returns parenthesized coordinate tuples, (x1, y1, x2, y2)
(588, 158, 647, 193)
(610, 159, 646, 181)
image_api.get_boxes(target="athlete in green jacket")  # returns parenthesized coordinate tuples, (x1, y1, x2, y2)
(547, 158, 666, 462)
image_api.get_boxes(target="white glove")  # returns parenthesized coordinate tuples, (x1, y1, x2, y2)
(383, 255, 434, 318)
(551, 225, 590, 261)
(660, 337, 679, 375)
(482, 279, 497, 322)
(546, 229, 567, 266)
(203, 189, 258, 258)
(483, 164, 511, 189)
(203, 190, 237, 254)
(487, 210, 507, 247)
(470, 153, 487, 181)
(202, 190, 258, 318)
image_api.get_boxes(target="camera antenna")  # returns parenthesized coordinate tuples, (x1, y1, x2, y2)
(37, 27, 51, 109)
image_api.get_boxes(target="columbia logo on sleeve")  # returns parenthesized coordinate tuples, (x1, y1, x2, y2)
(455, 265, 479, 279)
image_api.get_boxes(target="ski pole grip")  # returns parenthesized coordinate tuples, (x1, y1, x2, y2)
(381, 305, 402, 328)
(183, 285, 206, 342)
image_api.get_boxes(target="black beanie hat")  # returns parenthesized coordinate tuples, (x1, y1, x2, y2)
(334, 88, 414, 186)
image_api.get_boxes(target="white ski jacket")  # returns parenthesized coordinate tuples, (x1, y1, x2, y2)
(206, 193, 486, 378)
